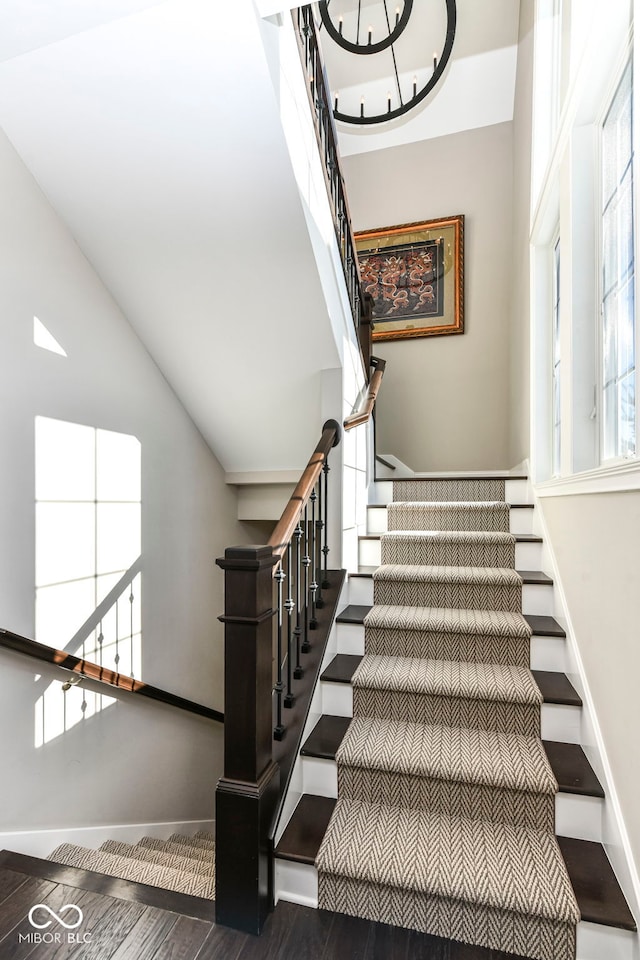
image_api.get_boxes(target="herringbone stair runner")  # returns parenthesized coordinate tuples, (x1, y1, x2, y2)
(316, 479, 580, 960)
(47, 830, 215, 899)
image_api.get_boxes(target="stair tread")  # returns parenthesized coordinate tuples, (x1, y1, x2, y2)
(557, 836, 637, 930)
(518, 570, 553, 584)
(353, 656, 542, 705)
(523, 614, 566, 637)
(138, 837, 214, 862)
(360, 532, 543, 543)
(532, 670, 582, 706)
(340, 605, 567, 640)
(542, 741, 604, 797)
(100, 840, 211, 876)
(364, 605, 532, 638)
(48, 843, 215, 899)
(338, 717, 557, 794)
(321, 654, 362, 684)
(374, 565, 523, 584)
(392, 474, 529, 480)
(337, 604, 372, 623)
(301, 715, 351, 759)
(275, 795, 336, 864)
(317, 798, 580, 923)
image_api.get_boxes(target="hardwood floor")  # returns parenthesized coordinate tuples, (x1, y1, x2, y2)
(0, 863, 533, 960)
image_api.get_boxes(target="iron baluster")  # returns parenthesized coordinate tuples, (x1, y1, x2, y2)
(309, 486, 319, 628)
(293, 522, 304, 679)
(301, 504, 311, 653)
(274, 564, 286, 739)
(284, 543, 296, 708)
(322, 459, 331, 589)
(316, 468, 325, 609)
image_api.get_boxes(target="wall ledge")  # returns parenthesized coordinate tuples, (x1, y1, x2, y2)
(536, 459, 640, 497)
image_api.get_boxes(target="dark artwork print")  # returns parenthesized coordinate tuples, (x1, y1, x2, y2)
(359, 239, 444, 322)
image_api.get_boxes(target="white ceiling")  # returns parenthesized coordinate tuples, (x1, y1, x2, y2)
(0, 0, 342, 473)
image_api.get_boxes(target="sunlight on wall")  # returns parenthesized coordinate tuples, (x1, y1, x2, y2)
(34, 417, 142, 747)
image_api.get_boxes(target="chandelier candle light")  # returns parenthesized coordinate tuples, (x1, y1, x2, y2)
(318, 0, 456, 124)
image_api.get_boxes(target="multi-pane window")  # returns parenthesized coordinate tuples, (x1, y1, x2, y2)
(601, 58, 636, 460)
(552, 235, 561, 475)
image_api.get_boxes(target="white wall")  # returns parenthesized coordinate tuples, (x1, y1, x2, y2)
(0, 127, 247, 838)
(342, 121, 515, 472)
(539, 492, 640, 884)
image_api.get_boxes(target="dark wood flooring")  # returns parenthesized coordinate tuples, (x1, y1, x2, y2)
(0, 862, 538, 960)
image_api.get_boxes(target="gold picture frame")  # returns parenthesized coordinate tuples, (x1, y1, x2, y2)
(355, 215, 464, 341)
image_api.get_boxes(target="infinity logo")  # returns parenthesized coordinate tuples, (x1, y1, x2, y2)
(28, 904, 84, 930)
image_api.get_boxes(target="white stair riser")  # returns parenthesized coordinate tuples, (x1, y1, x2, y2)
(299, 754, 601, 841)
(273, 867, 636, 960)
(348, 576, 554, 616)
(274, 859, 318, 908)
(336, 622, 567, 673)
(321, 680, 581, 744)
(556, 795, 603, 843)
(366, 507, 535, 536)
(358, 539, 543, 570)
(302, 756, 338, 798)
(369, 479, 531, 506)
(576, 920, 637, 960)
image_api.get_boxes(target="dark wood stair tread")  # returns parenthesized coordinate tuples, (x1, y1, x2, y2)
(558, 836, 637, 930)
(517, 570, 553, 584)
(523, 614, 566, 637)
(274, 795, 336, 865)
(358, 533, 543, 543)
(338, 607, 567, 641)
(337, 605, 372, 624)
(377, 474, 529, 481)
(300, 715, 351, 759)
(321, 655, 363, 684)
(532, 670, 582, 706)
(543, 741, 604, 797)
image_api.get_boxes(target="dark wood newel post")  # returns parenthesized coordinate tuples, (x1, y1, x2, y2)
(358, 292, 374, 375)
(215, 545, 280, 934)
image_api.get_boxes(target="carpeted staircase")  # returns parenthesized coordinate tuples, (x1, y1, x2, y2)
(47, 831, 215, 900)
(315, 478, 581, 960)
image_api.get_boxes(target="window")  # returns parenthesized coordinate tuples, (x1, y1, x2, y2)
(35, 417, 142, 745)
(601, 58, 635, 461)
(552, 235, 562, 475)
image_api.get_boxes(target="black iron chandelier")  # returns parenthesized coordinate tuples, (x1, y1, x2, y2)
(318, 0, 456, 125)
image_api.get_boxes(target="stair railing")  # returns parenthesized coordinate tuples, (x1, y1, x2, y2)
(292, 6, 374, 371)
(0, 626, 222, 721)
(215, 418, 342, 935)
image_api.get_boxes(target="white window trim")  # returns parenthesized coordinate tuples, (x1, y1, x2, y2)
(596, 45, 637, 466)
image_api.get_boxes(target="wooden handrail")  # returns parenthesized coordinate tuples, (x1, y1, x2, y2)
(343, 356, 386, 431)
(0, 627, 223, 723)
(268, 418, 341, 560)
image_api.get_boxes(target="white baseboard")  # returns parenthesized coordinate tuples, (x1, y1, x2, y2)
(0, 818, 215, 860)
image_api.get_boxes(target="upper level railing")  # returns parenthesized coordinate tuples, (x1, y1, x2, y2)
(293, 6, 373, 369)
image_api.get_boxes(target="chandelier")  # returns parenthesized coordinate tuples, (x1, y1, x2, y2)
(318, 0, 456, 125)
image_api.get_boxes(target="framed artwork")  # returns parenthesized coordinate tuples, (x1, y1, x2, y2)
(355, 215, 464, 341)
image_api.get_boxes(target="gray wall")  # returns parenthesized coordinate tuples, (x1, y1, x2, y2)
(343, 121, 514, 472)
(539, 491, 640, 870)
(0, 127, 246, 836)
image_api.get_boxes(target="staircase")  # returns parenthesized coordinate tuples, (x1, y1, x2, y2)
(274, 475, 637, 959)
(46, 831, 215, 902)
